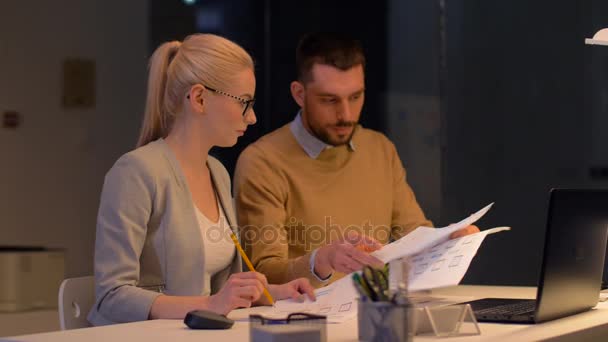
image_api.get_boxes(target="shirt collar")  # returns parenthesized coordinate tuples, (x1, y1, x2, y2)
(289, 111, 356, 159)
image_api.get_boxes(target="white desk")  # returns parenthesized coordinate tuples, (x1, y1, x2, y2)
(3, 286, 608, 342)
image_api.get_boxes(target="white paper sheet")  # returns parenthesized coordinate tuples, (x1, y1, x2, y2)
(372, 203, 494, 263)
(262, 203, 509, 323)
(407, 227, 509, 291)
(268, 276, 358, 323)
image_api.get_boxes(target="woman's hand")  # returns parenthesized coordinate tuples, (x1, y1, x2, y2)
(259, 278, 316, 306)
(207, 272, 268, 315)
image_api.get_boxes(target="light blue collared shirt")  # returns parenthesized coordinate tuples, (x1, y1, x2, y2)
(289, 112, 356, 159)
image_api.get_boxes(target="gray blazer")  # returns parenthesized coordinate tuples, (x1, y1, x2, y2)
(87, 139, 242, 326)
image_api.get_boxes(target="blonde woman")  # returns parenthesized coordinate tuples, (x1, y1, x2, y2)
(88, 34, 314, 326)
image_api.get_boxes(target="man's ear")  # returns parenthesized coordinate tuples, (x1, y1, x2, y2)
(290, 81, 306, 107)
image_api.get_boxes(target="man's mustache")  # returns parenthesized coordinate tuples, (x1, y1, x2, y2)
(335, 121, 356, 127)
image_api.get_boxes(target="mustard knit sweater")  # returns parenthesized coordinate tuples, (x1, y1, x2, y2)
(234, 124, 432, 287)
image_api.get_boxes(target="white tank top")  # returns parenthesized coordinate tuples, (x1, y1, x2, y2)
(194, 198, 236, 296)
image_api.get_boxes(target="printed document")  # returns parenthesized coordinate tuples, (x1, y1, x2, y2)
(260, 203, 509, 322)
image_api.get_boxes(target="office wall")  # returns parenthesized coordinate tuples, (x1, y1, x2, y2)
(443, 0, 608, 285)
(587, 3, 608, 175)
(387, 0, 442, 222)
(387, 0, 608, 286)
(0, 1, 149, 277)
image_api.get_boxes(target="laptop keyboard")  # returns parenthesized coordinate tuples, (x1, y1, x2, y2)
(475, 300, 536, 316)
(467, 298, 536, 317)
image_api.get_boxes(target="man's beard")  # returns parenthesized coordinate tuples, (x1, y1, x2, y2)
(308, 118, 357, 146)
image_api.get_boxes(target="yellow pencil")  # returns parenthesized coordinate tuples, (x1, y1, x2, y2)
(230, 233, 275, 306)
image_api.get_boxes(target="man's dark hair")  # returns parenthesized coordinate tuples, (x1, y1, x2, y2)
(295, 32, 366, 83)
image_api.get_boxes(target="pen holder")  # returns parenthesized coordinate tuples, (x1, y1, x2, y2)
(358, 299, 414, 342)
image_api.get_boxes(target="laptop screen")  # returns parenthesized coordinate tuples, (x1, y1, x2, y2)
(534, 189, 608, 322)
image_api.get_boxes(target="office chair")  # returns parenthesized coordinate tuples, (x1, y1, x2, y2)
(58, 276, 94, 330)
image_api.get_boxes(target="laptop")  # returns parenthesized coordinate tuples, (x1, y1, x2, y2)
(464, 189, 608, 323)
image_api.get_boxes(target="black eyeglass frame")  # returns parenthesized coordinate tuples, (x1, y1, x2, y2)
(186, 85, 255, 117)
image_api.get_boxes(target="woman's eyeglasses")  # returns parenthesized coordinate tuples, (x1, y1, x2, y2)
(187, 85, 255, 117)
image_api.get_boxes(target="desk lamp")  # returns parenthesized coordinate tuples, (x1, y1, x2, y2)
(585, 28, 608, 46)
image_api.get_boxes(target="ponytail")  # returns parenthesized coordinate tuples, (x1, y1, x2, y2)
(137, 41, 181, 148)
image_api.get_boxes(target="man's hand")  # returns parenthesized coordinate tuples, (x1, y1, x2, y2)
(449, 225, 480, 239)
(314, 232, 384, 278)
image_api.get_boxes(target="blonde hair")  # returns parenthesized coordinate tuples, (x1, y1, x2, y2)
(137, 34, 254, 148)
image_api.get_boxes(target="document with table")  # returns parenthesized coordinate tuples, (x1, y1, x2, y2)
(266, 203, 510, 323)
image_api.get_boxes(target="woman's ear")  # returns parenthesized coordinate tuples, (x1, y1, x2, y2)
(187, 85, 206, 113)
(290, 81, 306, 107)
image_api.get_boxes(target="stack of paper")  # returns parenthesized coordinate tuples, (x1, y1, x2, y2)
(263, 203, 510, 323)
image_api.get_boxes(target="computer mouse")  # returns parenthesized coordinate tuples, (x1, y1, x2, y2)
(184, 310, 235, 329)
